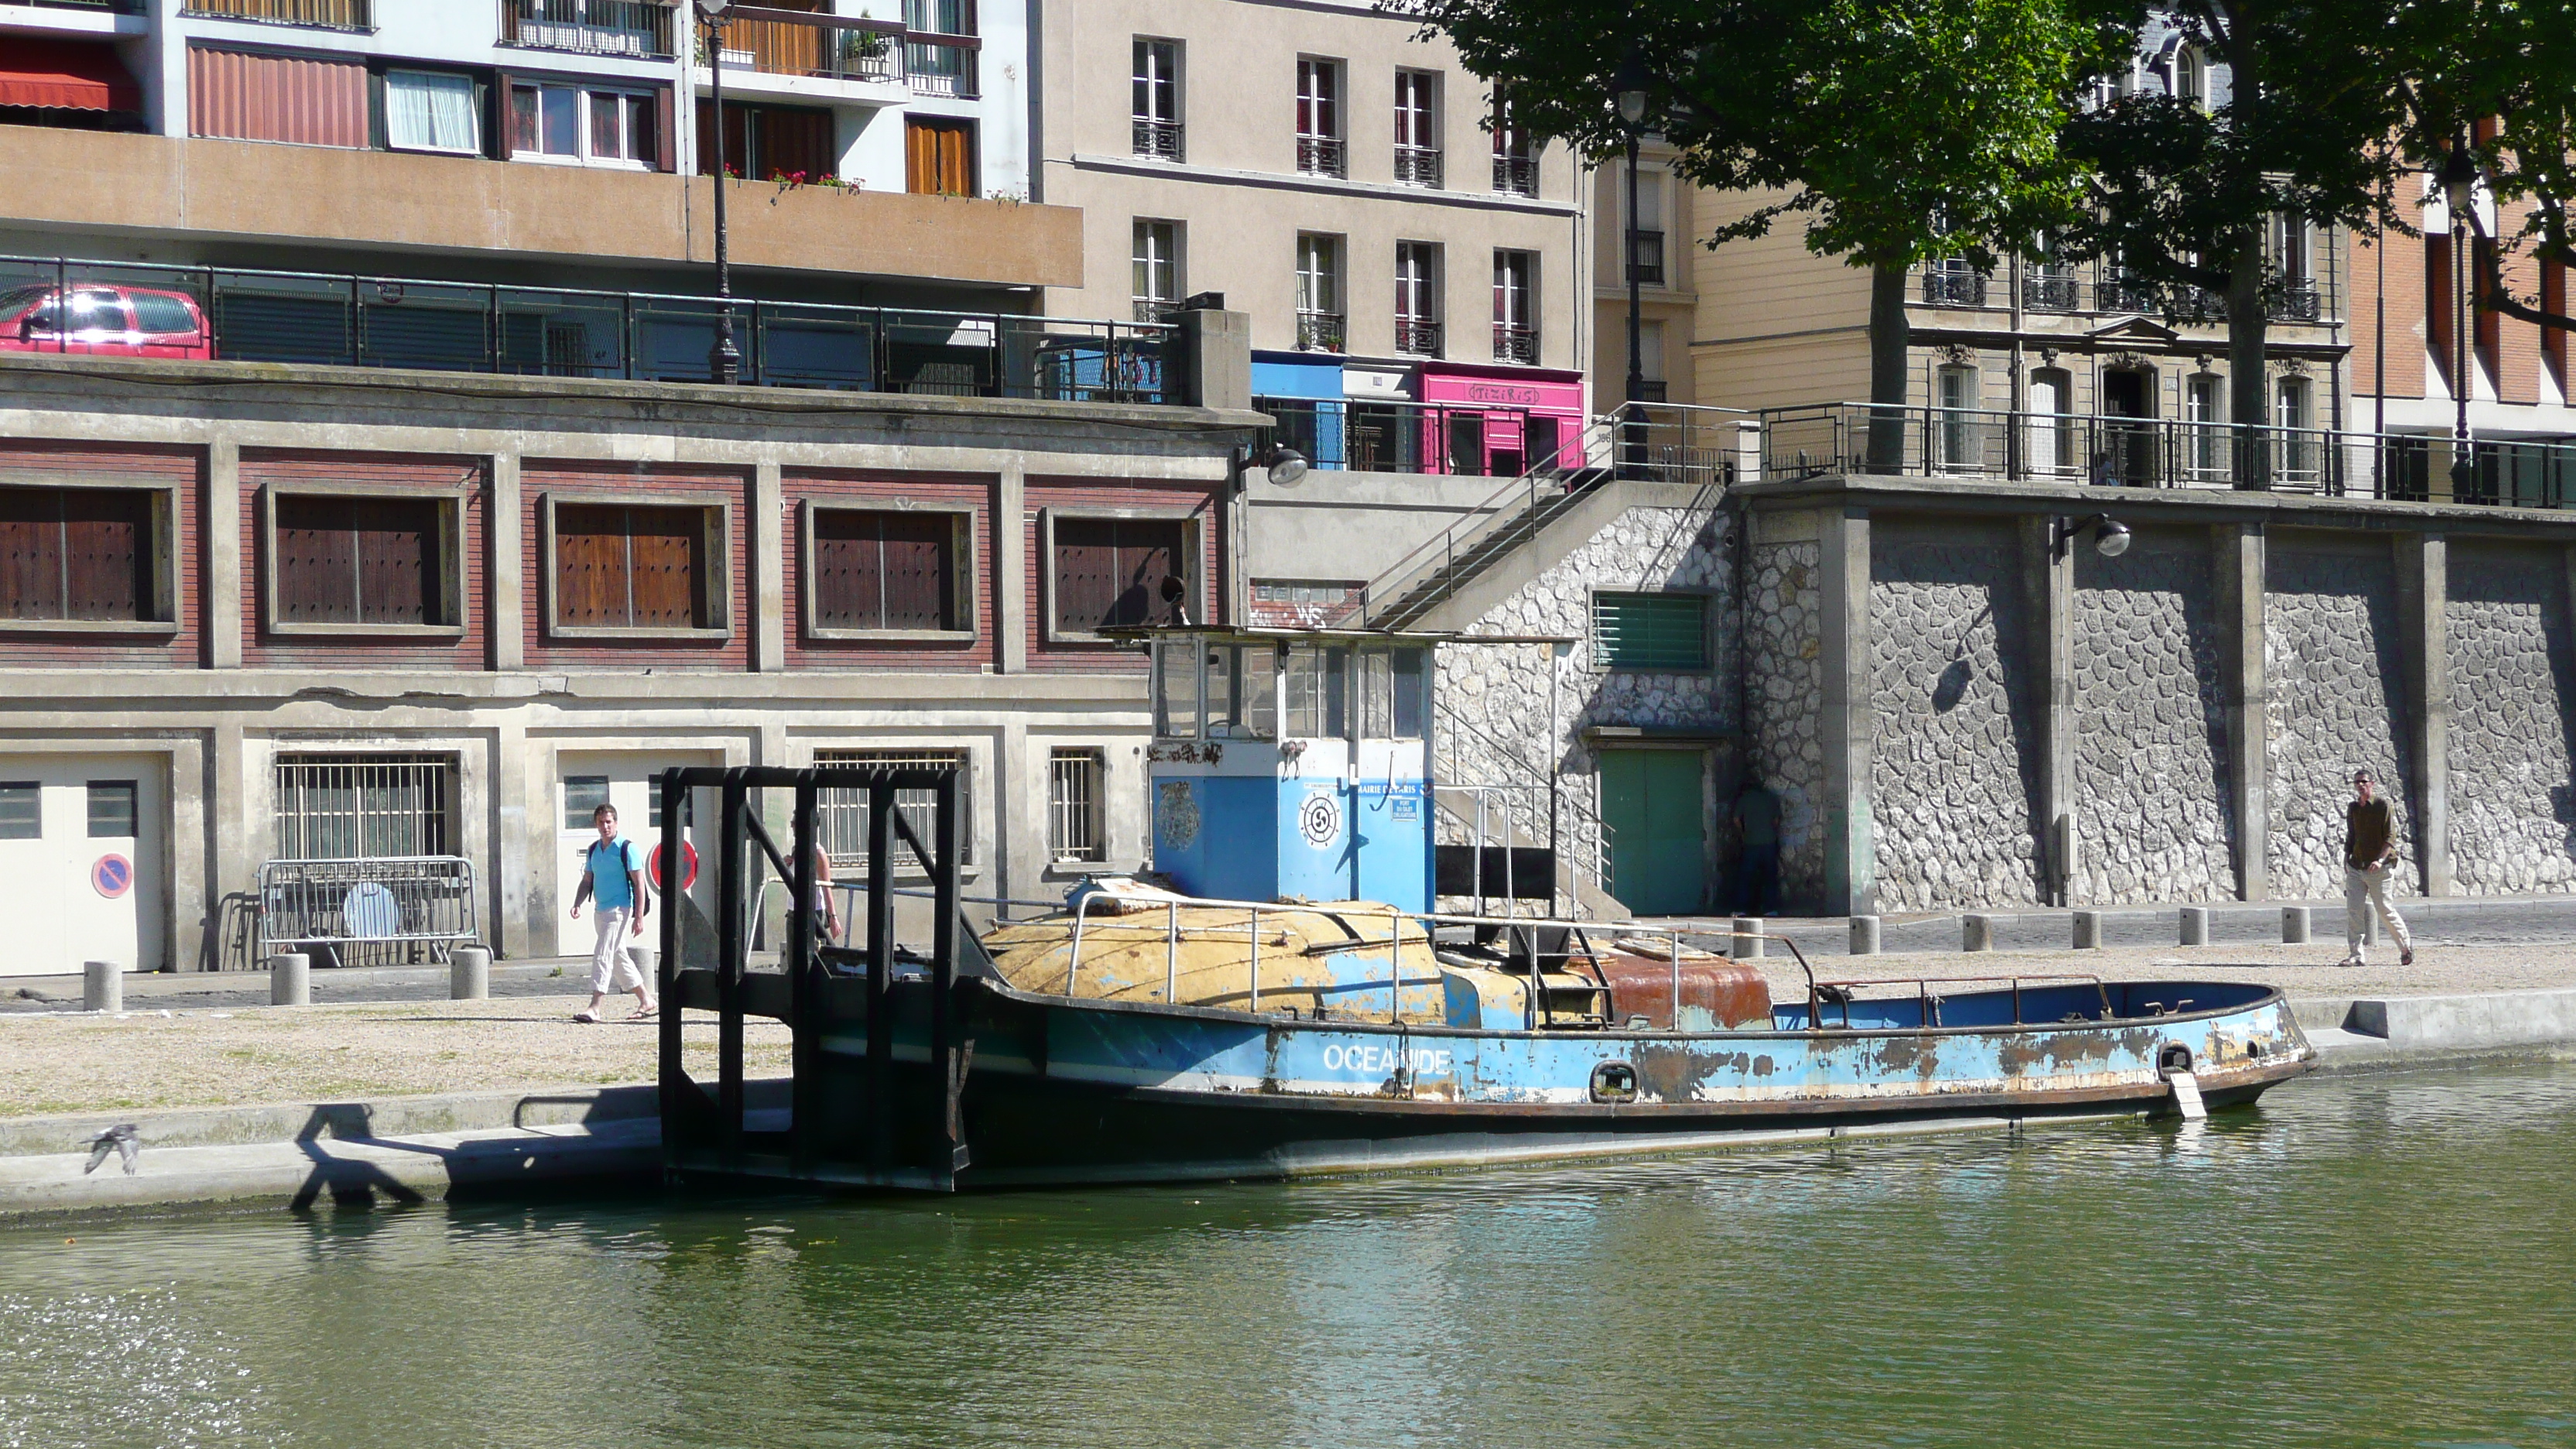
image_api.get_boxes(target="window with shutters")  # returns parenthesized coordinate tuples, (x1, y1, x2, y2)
(905, 116, 976, 195)
(262, 488, 462, 635)
(1591, 591, 1708, 671)
(0, 483, 174, 631)
(801, 504, 973, 639)
(1043, 512, 1195, 640)
(543, 495, 729, 637)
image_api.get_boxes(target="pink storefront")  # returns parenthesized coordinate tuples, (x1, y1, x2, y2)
(1415, 362, 1590, 476)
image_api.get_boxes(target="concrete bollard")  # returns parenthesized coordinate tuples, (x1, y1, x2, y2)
(2179, 906, 2211, 947)
(1961, 913, 1995, 952)
(269, 952, 310, 1007)
(2281, 906, 2311, 945)
(82, 961, 120, 1014)
(627, 944, 657, 986)
(449, 944, 491, 1001)
(2363, 910, 2378, 947)
(1731, 918, 1765, 959)
(2071, 910, 2103, 950)
(1848, 915, 1882, 956)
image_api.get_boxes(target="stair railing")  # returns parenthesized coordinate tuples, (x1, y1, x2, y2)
(1358, 414, 1623, 627)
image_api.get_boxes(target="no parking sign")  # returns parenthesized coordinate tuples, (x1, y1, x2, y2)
(91, 854, 132, 899)
(649, 837, 699, 891)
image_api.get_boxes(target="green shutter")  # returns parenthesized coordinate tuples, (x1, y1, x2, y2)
(1592, 592, 1707, 671)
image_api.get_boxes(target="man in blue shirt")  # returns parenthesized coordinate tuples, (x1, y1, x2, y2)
(569, 803, 656, 1023)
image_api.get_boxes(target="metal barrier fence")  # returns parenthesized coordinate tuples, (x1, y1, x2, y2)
(255, 856, 481, 969)
(1254, 396, 1574, 477)
(0, 254, 1170, 404)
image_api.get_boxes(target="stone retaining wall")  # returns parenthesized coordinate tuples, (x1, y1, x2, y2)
(2445, 543, 2576, 893)
(2072, 534, 2236, 903)
(2266, 543, 2413, 900)
(1747, 536, 1827, 906)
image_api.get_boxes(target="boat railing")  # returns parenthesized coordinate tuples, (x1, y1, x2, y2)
(1791, 968, 2114, 1031)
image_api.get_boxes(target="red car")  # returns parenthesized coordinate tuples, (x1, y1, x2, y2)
(0, 283, 214, 360)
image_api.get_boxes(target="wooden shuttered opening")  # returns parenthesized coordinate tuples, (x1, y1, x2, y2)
(188, 45, 368, 149)
(272, 494, 441, 626)
(1051, 516, 1187, 635)
(697, 100, 834, 180)
(0, 486, 151, 622)
(905, 117, 975, 195)
(553, 502, 713, 631)
(811, 509, 955, 632)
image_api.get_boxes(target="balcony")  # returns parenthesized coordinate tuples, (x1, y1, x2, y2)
(502, 0, 671, 58)
(2023, 269, 2081, 311)
(1132, 118, 1183, 163)
(1295, 310, 1345, 352)
(1493, 154, 1537, 196)
(1492, 324, 1537, 364)
(718, 9, 903, 83)
(0, 128, 1082, 290)
(1392, 145, 1442, 187)
(2272, 284, 2323, 323)
(1625, 228, 1664, 286)
(1297, 135, 1346, 179)
(1394, 318, 1441, 357)
(1920, 268, 1985, 307)
(182, 0, 369, 28)
(905, 33, 977, 98)
(1133, 298, 1180, 324)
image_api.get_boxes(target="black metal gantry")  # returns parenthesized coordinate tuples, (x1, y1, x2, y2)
(655, 764, 967, 1190)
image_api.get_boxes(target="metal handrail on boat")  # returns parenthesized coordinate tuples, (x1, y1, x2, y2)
(1793, 968, 2113, 1031)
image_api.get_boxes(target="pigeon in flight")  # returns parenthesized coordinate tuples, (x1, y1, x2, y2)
(84, 1125, 138, 1177)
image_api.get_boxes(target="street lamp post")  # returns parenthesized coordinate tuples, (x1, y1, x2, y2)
(2442, 139, 2478, 499)
(699, 0, 742, 385)
(1612, 48, 1651, 478)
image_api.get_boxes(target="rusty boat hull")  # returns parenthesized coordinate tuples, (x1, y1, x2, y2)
(750, 973, 2317, 1190)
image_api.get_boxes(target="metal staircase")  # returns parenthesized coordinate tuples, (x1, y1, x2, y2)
(1359, 418, 1621, 629)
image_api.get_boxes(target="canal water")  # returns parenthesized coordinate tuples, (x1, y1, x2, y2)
(2, 1064, 2571, 1449)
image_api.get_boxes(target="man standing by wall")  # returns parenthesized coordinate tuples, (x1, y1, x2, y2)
(569, 803, 656, 1023)
(1735, 772, 1782, 916)
(2341, 769, 2415, 969)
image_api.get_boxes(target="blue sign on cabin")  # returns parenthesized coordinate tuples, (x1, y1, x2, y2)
(1145, 630, 1434, 912)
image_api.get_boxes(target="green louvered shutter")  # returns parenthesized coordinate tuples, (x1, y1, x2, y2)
(1592, 592, 1707, 670)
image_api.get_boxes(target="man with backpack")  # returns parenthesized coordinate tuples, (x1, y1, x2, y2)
(568, 802, 656, 1023)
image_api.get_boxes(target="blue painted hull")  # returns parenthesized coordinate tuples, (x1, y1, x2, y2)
(782, 976, 2317, 1189)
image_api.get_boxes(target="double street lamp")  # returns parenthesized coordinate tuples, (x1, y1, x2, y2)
(2440, 139, 2479, 499)
(697, 0, 742, 385)
(1612, 48, 1652, 477)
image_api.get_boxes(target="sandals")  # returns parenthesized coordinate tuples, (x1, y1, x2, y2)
(633, 1004, 659, 1021)
(574, 1009, 601, 1023)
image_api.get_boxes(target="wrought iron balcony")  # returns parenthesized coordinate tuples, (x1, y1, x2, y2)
(2098, 276, 2157, 313)
(1920, 268, 1986, 307)
(1626, 228, 1665, 287)
(1132, 118, 1184, 163)
(1492, 324, 1538, 365)
(1297, 310, 1346, 352)
(1394, 318, 1442, 356)
(2023, 271, 2081, 312)
(1297, 135, 1347, 178)
(501, 0, 667, 56)
(2271, 285, 2323, 323)
(1132, 299, 1181, 324)
(1392, 145, 1443, 187)
(1492, 154, 1538, 196)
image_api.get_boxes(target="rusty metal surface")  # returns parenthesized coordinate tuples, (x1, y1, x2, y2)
(1590, 943, 1770, 1030)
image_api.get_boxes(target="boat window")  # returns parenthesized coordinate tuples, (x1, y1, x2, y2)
(1201, 643, 1232, 737)
(1229, 645, 1279, 739)
(1156, 638, 1201, 738)
(1390, 647, 1426, 738)
(1285, 643, 1348, 738)
(1358, 651, 1392, 738)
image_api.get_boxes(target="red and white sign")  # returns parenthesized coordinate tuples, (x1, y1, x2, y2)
(91, 854, 133, 899)
(649, 837, 699, 891)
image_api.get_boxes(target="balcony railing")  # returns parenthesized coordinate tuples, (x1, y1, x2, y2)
(1255, 396, 1569, 477)
(1394, 318, 1442, 357)
(1295, 310, 1345, 352)
(1393, 145, 1443, 187)
(25, 0, 147, 12)
(1132, 118, 1184, 163)
(0, 254, 1176, 405)
(1132, 298, 1180, 324)
(1493, 154, 1537, 195)
(183, 0, 369, 27)
(2023, 270, 2081, 311)
(1756, 400, 2576, 505)
(1626, 228, 1665, 286)
(1297, 135, 1347, 178)
(2272, 284, 2322, 323)
(718, 9, 903, 81)
(906, 33, 978, 97)
(502, 0, 671, 57)
(1920, 268, 1986, 307)
(1492, 324, 1537, 364)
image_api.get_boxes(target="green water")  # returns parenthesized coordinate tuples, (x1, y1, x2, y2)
(3, 1064, 2573, 1449)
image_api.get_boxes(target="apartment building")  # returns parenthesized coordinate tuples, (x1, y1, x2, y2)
(1034, 0, 1591, 493)
(1587, 135, 1694, 406)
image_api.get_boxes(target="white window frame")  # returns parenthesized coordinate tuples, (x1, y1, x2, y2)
(510, 80, 654, 170)
(1297, 233, 1342, 316)
(1132, 218, 1182, 311)
(1047, 747, 1108, 865)
(1132, 38, 1180, 126)
(385, 69, 482, 156)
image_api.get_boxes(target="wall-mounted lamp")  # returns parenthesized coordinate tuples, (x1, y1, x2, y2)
(2054, 512, 2131, 559)
(1245, 443, 1308, 488)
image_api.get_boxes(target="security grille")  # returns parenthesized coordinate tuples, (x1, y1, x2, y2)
(273, 753, 453, 859)
(1049, 748, 1106, 862)
(1591, 593, 1708, 671)
(815, 748, 970, 868)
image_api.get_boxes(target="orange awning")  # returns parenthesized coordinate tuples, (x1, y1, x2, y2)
(0, 39, 143, 112)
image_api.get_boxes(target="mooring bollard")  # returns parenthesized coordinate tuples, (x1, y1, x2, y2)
(1961, 913, 1995, 952)
(449, 944, 491, 1001)
(1848, 915, 1882, 956)
(82, 961, 120, 1014)
(2071, 910, 2104, 951)
(1731, 917, 1765, 959)
(627, 944, 657, 988)
(2179, 906, 2211, 947)
(2281, 906, 2311, 945)
(269, 952, 310, 1007)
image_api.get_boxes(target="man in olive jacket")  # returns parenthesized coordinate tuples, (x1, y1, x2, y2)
(2340, 769, 2415, 969)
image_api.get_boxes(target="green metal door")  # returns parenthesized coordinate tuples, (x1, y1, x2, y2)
(1599, 749, 1706, 915)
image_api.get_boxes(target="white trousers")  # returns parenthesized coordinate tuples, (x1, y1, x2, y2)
(2344, 865, 2413, 959)
(590, 906, 646, 994)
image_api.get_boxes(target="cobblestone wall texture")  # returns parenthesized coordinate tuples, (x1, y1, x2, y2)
(1869, 526, 2047, 910)
(1746, 538, 1825, 906)
(2072, 540, 2236, 903)
(2444, 545, 2576, 892)
(1440, 505, 1733, 889)
(2264, 545, 2412, 899)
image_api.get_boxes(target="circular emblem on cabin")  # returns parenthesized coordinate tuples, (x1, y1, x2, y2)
(1298, 792, 1343, 850)
(1156, 781, 1201, 851)
(91, 855, 132, 900)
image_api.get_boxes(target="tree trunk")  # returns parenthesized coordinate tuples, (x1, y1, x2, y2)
(2227, 225, 2269, 489)
(1865, 262, 1910, 474)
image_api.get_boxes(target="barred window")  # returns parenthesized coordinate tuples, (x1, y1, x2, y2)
(1049, 748, 1106, 863)
(814, 748, 971, 868)
(273, 753, 454, 859)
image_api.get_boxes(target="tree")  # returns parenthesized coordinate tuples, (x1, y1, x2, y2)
(1403, 0, 2133, 469)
